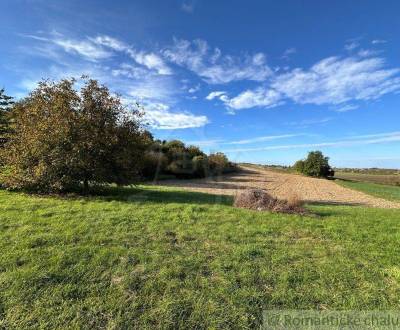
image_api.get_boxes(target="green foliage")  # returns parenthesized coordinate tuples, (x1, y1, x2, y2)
(0, 187, 400, 328)
(141, 151, 168, 179)
(142, 139, 234, 180)
(208, 152, 230, 174)
(293, 159, 305, 173)
(192, 155, 209, 177)
(0, 78, 148, 192)
(294, 151, 334, 178)
(0, 88, 13, 148)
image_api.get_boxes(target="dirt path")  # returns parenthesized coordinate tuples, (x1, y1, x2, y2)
(155, 166, 400, 208)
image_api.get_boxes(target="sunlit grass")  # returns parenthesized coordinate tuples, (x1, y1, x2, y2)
(337, 180, 400, 201)
(1, 186, 400, 328)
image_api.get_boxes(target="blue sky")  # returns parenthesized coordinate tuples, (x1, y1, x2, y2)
(1, 0, 400, 168)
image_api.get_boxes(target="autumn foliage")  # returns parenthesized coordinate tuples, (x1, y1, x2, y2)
(0, 78, 234, 193)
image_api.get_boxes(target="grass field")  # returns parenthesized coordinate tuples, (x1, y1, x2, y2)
(1, 186, 400, 329)
(337, 180, 400, 202)
(334, 171, 400, 186)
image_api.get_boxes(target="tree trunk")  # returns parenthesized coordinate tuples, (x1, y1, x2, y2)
(83, 178, 89, 194)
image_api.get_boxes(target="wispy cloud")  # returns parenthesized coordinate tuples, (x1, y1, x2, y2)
(206, 91, 227, 100)
(372, 39, 387, 45)
(163, 38, 272, 84)
(286, 117, 333, 127)
(181, 0, 196, 13)
(334, 104, 358, 112)
(224, 134, 301, 145)
(222, 131, 400, 153)
(23, 33, 112, 61)
(92, 35, 172, 75)
(18, 32, 207, 130)
(344, 41, 360, 52)
(281, 47, 296, 60)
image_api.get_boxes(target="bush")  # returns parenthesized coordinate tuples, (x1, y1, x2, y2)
(141, 151, 168, 179)
(1, 78, 148, 193)
(293, 151, 334, 178)
(192, 155, 209, 178)
(208, 152, 229, 175)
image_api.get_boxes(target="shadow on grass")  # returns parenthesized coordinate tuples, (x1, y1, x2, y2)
(83, 186, 234, 206)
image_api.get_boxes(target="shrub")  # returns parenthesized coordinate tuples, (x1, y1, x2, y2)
(294, 151, 334, 178)
(141, 151, 168, 179)
(1, 78, 147, 193)
(192, 155, 209, 178)
(208, 152, 229, 175)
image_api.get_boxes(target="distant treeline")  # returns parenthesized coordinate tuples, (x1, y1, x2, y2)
(143, 140, 236, 180)
(334, 168, 400, 175)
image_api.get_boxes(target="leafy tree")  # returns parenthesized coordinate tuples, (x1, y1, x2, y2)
(293, 160, 305, 173)
(1, 78, 147, 193)
(295, 151, 334, 178)
(0, 88, 13, 148)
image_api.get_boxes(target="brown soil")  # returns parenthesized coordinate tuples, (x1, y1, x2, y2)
(155, 165, 400, 209)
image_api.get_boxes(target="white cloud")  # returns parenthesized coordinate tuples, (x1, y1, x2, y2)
(217, 54, 400, 110)
(143, 102, 208, 129)
(222, 88, 282, 109)
(344, 41, 360, 51)
(372, 39, 387, 45)
(132, 51, 172, 75)
(206, 91, 227, 100)
(38, 35, 112, 60)
(187, 84, 200, 93)
(92, 35, 172, 75)
(163, 38, 272, 84)
(272, 56, 400, 105)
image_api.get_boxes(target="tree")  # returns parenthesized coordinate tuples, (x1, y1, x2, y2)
(1, 78, 148, 193)
(293, 160, 305, 173)
(295, 151, 334, 178)
(0, 88, 13, 148)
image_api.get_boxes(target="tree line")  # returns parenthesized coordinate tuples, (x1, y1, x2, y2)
(0, 78, 235, 193)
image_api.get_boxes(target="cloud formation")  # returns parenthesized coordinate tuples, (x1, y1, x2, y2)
(20, 33, 208, 130)
(163, 38, 272, 84)
(210, 54, 400, 110)
(143, 103, 208, 129)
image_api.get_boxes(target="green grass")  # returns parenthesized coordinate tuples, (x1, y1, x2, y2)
(337, 179, 400, 201)
(1, 186, 400, 329)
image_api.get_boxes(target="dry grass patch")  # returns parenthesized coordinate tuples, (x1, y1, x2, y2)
(234, 189, 307, 214)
